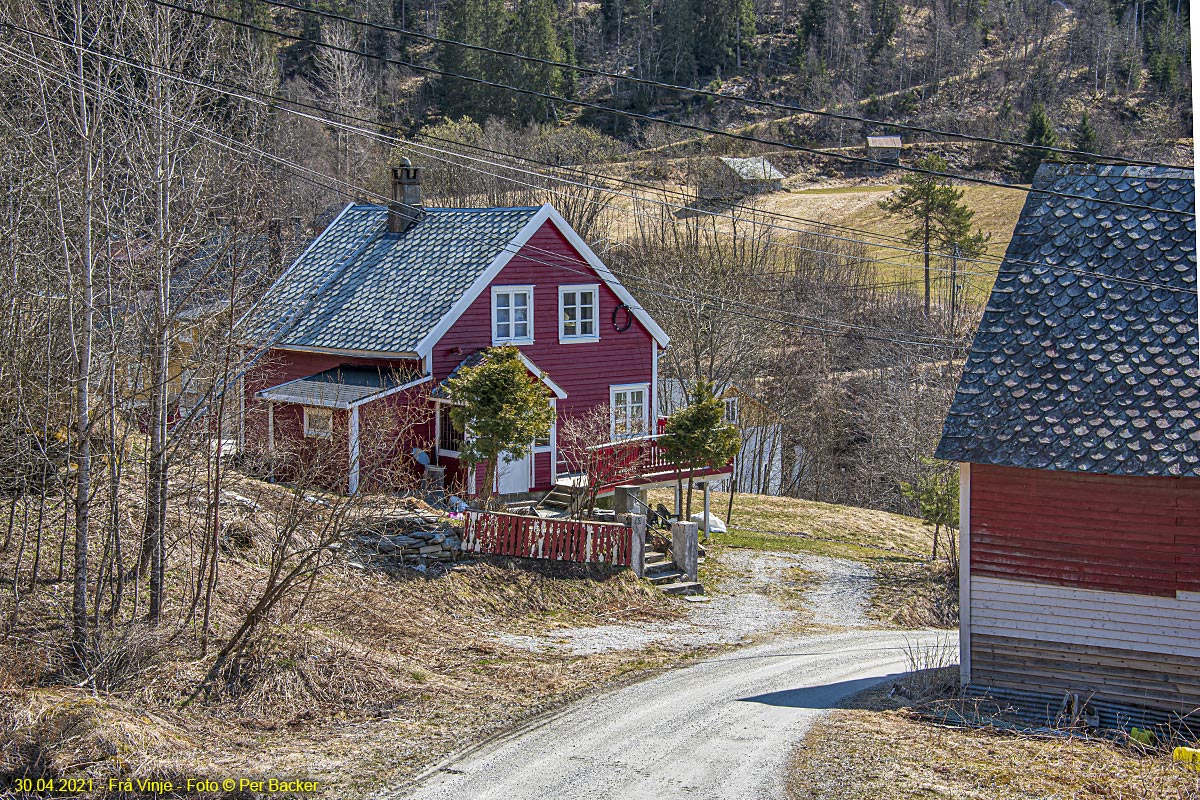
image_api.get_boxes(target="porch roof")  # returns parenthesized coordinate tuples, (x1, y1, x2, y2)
(256, 365, 427, 409)
(430, 349, 567, 401)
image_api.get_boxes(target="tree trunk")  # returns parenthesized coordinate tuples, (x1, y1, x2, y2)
(71, 3, 95, 661)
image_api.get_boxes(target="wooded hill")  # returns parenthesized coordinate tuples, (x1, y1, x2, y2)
(266, 0, 1192, 164)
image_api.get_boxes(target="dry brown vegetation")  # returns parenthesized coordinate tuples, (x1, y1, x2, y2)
(1, 498, 689, 796)
(788, 707, 1200, 800)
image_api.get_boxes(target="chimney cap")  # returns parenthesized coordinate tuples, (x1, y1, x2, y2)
(399, 156, 412, 167)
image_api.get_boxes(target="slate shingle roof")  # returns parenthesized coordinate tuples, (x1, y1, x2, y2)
(718, 156, 785, 182)
(935, 164, 1198, 477)
(257, 364, 425, 408)
(245, 205, 539, 354)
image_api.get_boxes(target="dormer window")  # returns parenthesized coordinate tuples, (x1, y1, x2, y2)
(492, 285, 534, 345)
(559, 284, 599, 343)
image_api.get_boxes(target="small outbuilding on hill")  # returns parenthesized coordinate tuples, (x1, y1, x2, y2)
(696, 156, 785, 201)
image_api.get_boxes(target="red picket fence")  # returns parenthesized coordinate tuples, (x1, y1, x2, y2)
(462, 510, 633, 566)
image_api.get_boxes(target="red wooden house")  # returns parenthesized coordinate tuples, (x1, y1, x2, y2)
(240, 162, 730, 500)
(936, 164, 1198, 729)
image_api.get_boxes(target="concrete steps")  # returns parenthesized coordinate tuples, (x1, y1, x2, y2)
(642, 550, 703, 596)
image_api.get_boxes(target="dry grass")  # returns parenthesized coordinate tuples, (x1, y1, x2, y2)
(0, 472, 692, 798)
(870, 558, 959, 629)
(648, 489, 934, 556)
(788, 706, 1200, 800)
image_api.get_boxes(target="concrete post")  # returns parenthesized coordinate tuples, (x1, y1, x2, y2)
(624, 513, 647, 577)
(670, 521, 699, 582)
(613, 485, 640, 516)
(701, 481, 711, 540)
(422, 464, 446, 505)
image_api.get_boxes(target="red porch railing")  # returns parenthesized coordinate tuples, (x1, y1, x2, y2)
(582, 433, 735, 495)
(462, 510, 633, 566)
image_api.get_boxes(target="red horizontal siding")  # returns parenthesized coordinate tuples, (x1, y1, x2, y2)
(433, 221, 656, 422)
(970, 464, 1200, 597)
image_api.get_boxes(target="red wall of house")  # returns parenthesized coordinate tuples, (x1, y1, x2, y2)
(244, 350, 435, 491)
(432, 221, 658, 487)
(970, 464, 1200, 596)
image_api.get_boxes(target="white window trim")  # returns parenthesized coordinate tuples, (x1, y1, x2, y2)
(724, 396, 739, 424)
(558, 284, 601, 343)
(610, 382, 650, 439)
(533, 398, 556, 454)
(303, 406, 333, 439)
(491, 284, 535, 346)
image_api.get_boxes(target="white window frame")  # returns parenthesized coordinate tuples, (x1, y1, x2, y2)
(303, 406, 333, 439)
(491, 285, 535, 345)
(610, 383, 650, 439)
(723, 396, 739, 425)
(558, 284, 600, 343)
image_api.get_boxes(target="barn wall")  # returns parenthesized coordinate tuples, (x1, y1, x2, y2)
(966, 463, 1200, 717)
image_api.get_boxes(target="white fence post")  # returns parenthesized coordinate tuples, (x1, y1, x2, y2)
(670, 521, 699, 582)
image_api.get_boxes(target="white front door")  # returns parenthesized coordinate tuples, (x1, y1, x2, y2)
(497, 449, 532, 495)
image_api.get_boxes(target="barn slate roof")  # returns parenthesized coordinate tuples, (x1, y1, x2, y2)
(935, 163, 1198, 478)
(718, 156, 785, 182)
(244, 204, 540, 355)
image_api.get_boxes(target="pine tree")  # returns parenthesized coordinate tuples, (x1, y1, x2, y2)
(695, 0, 756, 76)
(879, 154, 989, 318)
(1072, 113, 1099, 162)
(1014, 102, 1059, 182)
(658, 0, 698, 82)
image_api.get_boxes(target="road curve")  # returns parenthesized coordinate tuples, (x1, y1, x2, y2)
(397, 629, 947, 800)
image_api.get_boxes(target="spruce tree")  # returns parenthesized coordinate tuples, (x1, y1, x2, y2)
(1014, 103, 1058, 182)
(1072, 113, 1099, 162)
(507, 0, 569, 123)
(658, 0, 698, 82)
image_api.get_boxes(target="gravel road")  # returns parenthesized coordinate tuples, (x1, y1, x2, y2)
(397, 628, 947, 800)
(489, 550, 874, 655)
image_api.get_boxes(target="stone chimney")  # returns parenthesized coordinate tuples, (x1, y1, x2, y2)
(388, 158, 422, 234)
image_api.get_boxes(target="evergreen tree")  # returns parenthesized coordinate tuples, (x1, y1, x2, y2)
(695, 0, 756, 76)
(800, 0, 828, 48)
(1014, 102, 1058, 182)
(1072, 113, 1099, 162)
(437, 0, 510, 120)
(660, 382, 741, 518)
(658, 0, 698, 82)
(506, 0, 570, 123)
(878, 154, 989, 318)
(447, 347, 555, 509)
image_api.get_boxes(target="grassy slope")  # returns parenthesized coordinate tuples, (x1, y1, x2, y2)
(649, 488, 935, 557)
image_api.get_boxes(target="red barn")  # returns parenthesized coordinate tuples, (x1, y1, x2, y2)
(936, 164, 1198, 729)
(240, 161, 678, 498)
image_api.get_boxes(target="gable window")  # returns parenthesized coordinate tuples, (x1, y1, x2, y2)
(559, 285, 599, 343)
(492, 285, 534, 345)
(303, 406, 333, 439)
(610, 383, 649, 439)
(723, 396, 739, 425)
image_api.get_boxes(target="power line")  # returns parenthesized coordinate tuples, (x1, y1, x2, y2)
(2, 40, 977, 351)
(256, 0, 1185, 170)
(0, 18, 997, 282)
(6, 23, 1192, 299)
(143, 0, 1197, 219)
